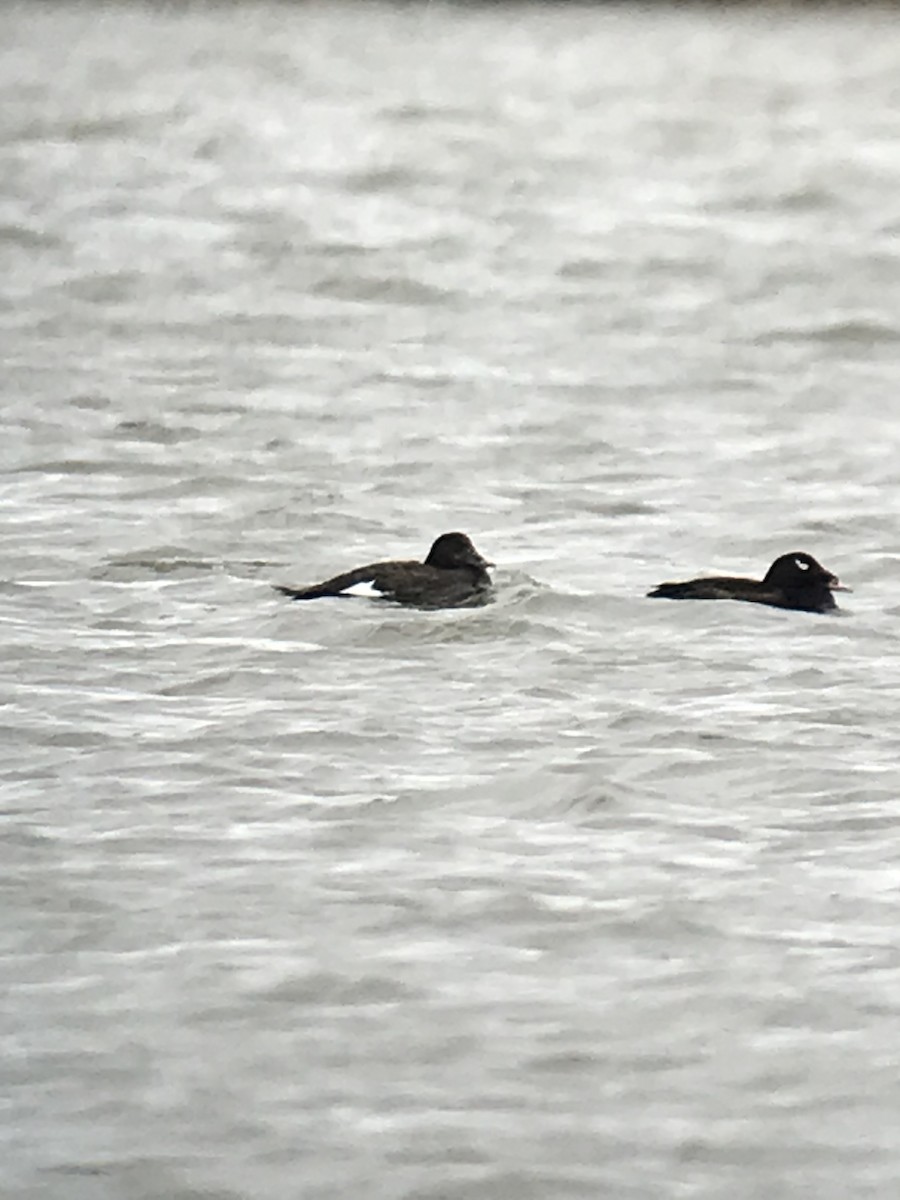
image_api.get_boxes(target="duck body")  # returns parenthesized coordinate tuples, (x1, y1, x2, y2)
(647, 552, 848, 614)
(275, 532, 493, 610)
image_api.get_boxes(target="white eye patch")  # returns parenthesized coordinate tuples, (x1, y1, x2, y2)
(339, 579, 382, 598)
(794, 558, 810, 571)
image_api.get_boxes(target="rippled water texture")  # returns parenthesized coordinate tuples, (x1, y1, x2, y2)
(3, 2, 900, 1197)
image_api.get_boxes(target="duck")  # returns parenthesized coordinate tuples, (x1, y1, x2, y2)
(647, 552, 849, 613)
(275, 531, 493, 610)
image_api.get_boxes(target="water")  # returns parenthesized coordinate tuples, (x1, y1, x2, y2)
(3, 2, 900, 1196)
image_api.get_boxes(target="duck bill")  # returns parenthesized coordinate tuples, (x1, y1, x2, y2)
(829, 577, 852, 592)
(467, 551, 494, 569)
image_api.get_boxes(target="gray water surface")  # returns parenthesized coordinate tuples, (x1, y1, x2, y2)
(3, 3, 900, 1198)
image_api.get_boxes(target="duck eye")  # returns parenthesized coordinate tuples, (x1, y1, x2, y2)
(794, 558, 810, 571)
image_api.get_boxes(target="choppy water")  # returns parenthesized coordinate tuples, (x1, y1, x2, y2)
(3, 2, 900, 1197)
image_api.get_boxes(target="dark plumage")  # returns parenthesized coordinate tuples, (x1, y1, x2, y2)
(275, 531, 493, 610)
(647, 552, 849, 614)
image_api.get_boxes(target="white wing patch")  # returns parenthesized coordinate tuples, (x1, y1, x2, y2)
(339, 579, 383, 598)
